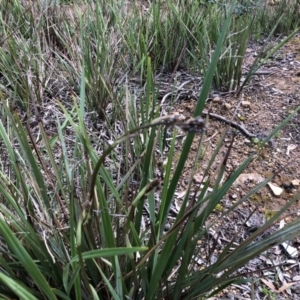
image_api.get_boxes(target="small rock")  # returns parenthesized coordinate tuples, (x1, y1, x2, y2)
(285, 216, 293, 223)
(213, 96, 222, 103)
(230, 194, 237, 199)
(224, 103, 231, 110)
(281, 242, 298, 258)
(234, 173, 265, 187)
(164, 223, 171, 231)
(195, 257, 204, 265)
(267, 182, 284, 196)
(227, 293, 235, 300)
(241, 100, 251, 108)
(292, 179, 300, 187)
(193, 174, 203, 183)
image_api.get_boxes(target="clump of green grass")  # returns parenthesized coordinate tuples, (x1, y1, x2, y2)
(256, 0, 300, 35)
(0, 0, 299, 299)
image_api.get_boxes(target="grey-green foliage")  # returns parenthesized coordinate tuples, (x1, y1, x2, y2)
(0, 0, 299, 299)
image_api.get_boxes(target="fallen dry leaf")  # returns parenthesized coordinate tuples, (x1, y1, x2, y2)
(261, 278, 296, 294)
(261, 278, 277, 292)
(278, 282, 297, 293)
(293, 275, 300, 281)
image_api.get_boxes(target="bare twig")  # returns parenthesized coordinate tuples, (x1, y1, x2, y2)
(202, 110, 257, 138)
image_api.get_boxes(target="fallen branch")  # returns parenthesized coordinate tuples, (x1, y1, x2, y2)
(202, 110, 257, 138)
